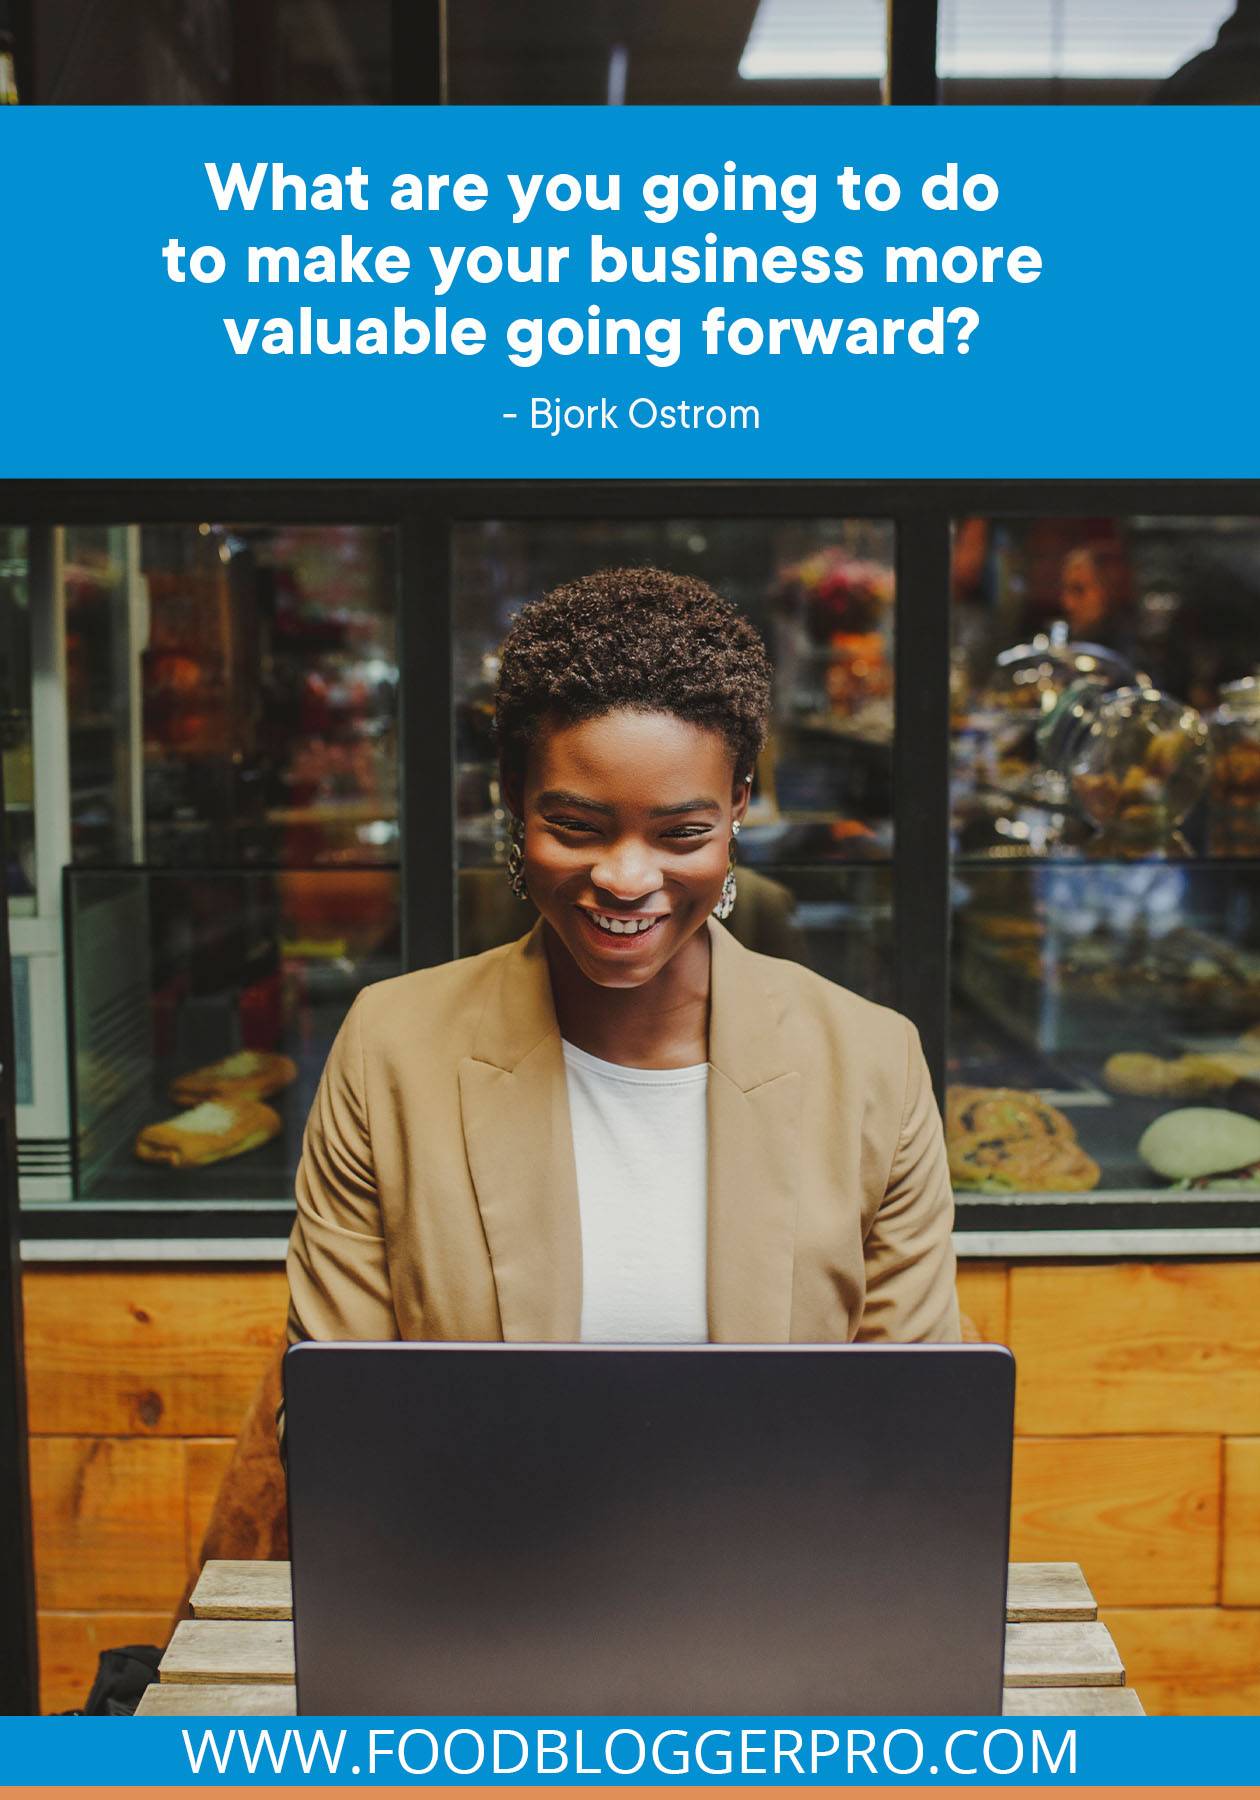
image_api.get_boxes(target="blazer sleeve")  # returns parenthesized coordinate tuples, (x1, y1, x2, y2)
(856, 1019, 961, 1343)
(286, 993, 400, 1348)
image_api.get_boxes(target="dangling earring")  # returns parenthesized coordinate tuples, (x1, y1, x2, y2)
(505, 813, 528, 899)
(712, 819, 741, 921)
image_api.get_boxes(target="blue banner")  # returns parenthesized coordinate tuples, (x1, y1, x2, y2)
(0, 1715, 1257, 1786)
(0, 105, 1257, 479)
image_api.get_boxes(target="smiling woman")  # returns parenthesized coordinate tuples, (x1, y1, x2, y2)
(286, 567, 960, 1362)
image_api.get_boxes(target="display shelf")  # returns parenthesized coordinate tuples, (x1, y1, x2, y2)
(18, 1201, 297, 1245)
(955, 851, 1260, 871)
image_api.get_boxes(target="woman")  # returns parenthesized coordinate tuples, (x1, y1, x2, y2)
(287, 567, 960, 1350)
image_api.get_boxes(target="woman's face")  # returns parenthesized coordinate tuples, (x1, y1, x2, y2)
(514, 708, 750, 989)
(1060, 549, 1108, 635)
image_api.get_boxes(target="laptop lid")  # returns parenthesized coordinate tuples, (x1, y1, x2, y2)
(284, 1342, 1014, 1716)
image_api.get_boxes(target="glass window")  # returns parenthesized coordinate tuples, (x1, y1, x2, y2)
(949, 514, 1260, 1207)
(452, 516, 897, 1003)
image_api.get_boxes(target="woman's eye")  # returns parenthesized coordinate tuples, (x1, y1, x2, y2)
(662, 825, 713, 840)
(547, 817, 599, 834)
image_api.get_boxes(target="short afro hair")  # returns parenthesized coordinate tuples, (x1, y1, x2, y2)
(494, 567, 772, 791)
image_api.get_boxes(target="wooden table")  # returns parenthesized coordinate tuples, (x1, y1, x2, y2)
(138, 1559, 1143, 1717)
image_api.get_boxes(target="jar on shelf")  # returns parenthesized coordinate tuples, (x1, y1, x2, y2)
(1209, 677, 1260, 855)
(1036, 681, 1209, 848)
(980, 621, 1138, 806)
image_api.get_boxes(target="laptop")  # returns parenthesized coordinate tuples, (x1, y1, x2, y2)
(283, 1342, 1014, 1716)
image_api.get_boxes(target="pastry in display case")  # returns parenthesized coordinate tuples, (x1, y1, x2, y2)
(1103, 1047, 1260, 1100)
(1138, 1107, 1260, 1192)
(946, 1085, 1100, 1192)
(134, 1096, 283, 1169)
(168, 1049, 299, 1106)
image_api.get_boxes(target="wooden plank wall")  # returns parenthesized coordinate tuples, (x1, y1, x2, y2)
(21, 1259, 1260, 1715)
(23, 1267, 288, 1713)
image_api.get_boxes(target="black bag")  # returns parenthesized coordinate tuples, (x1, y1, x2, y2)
(70, 1643, 162, 1716)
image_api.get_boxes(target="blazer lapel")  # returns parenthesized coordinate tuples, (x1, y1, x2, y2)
(458, 925, 582, 1340)
(457, 917, 802, 1345)
(705, 921, 801, 1342)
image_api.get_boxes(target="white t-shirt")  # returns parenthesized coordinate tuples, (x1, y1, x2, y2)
(561, 1038, 709, 1344)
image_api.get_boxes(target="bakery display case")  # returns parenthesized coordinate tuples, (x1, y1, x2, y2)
(3, 482, 1258, 1245)
(950, 514, 1260, 1222)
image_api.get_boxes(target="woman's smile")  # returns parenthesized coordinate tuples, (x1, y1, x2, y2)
(577, 905, 670, 947)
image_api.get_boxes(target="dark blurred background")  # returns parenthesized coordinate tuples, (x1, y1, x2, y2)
(4, 0, 1256, 106)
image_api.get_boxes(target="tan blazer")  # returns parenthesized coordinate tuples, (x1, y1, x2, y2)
(286, 918, 961, 1349)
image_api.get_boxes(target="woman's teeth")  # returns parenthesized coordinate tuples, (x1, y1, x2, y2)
(591, 913, 660, 936)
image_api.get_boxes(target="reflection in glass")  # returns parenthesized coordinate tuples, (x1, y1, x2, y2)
(33, 0, 233, 102)
(32, 0, 392, 103)
(949, 515, 1260, 1202)
(65, 523, 399, 868)
(453, 518, 896, 1003)
(272, 0, 392, 101)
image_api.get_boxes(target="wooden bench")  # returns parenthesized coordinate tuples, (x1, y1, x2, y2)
(137, 1559, 1143, 1717)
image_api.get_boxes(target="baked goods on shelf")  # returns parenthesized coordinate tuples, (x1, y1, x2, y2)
(946, 1084, 1100, 1192)
(135, 1097, 282, 1168)
(1139, 1107, 1260, 1189)
(170, 1049, 298, 1106)
(1103, 1049, 1260, 1100)
(959, 916, 1260, 1031)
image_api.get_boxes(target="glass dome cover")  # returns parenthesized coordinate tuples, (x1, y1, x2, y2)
(988, 623, 1138, 717)
(1037, 680, 1209, 841)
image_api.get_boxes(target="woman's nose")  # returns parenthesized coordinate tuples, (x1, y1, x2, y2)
(590, 841, 663, 902)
